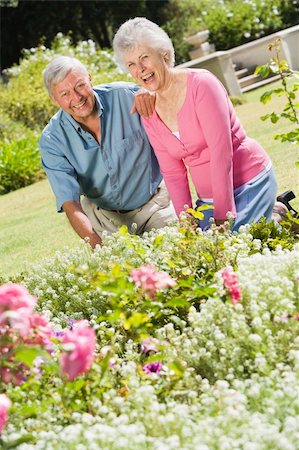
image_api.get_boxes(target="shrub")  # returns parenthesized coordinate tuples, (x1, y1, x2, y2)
(0, 33, 131, 132)
(161, 0, 299, 63)
(0, 130, 44, 194)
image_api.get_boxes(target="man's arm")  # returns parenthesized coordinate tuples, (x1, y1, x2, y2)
(62, 201, 102, 248)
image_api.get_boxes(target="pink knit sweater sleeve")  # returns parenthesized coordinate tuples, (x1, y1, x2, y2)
(142, 117, 192, 216)
(191, 71, 236, 219)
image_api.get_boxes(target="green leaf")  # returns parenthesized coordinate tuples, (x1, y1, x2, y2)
(260, 91, 273, 104)
(168, 360, 185, 377)
(167, 297, 189, 308)
(15, 346, 42, 367)
(254, 65, 270, 78)
(19, 405, 38, 418)
(0, 434, 35, 449)
(123, 312, 150, 330)
(196, 204, 214, 211)
(186, 207, 203, 219)
(153, 235, 164, 247)
(118, 225, 129, 236)
(261, 114, 270, 121)
(72, 378, 86, 391)
(269, 112, 279, 123)
(273, 87, 285, 96)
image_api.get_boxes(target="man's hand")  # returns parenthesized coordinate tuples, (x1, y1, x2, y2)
(62, 201, 102, 249)
(130, 88, 156, 117)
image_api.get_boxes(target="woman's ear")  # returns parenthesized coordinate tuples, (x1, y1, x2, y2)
(162, 51, 170, 64)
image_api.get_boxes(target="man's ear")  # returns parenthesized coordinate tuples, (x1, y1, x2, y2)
(49, 95, 60, 107)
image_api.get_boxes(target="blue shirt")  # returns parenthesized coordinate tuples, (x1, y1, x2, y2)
(39, 82, 162, 212)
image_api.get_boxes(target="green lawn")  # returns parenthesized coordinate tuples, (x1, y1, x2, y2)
(0, 179, 78, 277)
(0, 81, 298, 278)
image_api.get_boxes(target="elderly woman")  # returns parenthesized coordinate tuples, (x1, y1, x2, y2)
(113, 18, 277, 230)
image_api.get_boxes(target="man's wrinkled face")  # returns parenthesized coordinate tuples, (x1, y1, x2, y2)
(50, 69, 96, 122)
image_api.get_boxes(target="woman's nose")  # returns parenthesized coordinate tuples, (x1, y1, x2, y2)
(137, 61, 145, 72)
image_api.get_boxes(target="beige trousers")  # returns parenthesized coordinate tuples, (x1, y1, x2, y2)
(81, 182, 177, 237)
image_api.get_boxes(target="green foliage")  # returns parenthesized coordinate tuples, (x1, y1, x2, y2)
(159, 0, 299, 63)
(0, 130, 43, 194)
(1, 217, 298, 448)
(200, 0, 284, 50)
(247, 216, 295, 250)
(0, 33, 131, 132)
(255, 38, 299, 148)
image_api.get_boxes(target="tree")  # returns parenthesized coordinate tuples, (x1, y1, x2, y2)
(0, 0, 168, 70)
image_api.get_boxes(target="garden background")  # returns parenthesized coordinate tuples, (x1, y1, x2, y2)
(0, 1, 298, 449)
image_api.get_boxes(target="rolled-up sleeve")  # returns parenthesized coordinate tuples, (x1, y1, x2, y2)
(39, 131, 81, 212)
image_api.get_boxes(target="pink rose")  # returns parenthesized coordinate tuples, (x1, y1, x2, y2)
(60, 320, 96, 381)
(131, 265, 176, 298)
(221, 267, 241, 304)
(25, 313, 53, 347)
(0, 394, 11, 433)
(0, 284, 36, 313)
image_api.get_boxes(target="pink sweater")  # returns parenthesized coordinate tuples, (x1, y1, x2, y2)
(142, 69, 270, 219)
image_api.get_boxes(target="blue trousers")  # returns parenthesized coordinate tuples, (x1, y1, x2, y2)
(196, 166, 277, 231)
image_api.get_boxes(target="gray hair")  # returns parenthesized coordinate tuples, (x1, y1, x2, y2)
(113, 17, 175, 72)
(43, 55, 89, 96)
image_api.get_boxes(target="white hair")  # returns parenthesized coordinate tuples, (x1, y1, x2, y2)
(43, 55, 89, 96)
(113, 17, 175, 72)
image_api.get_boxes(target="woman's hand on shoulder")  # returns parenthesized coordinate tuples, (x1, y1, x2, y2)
(130, 88, 156, 117)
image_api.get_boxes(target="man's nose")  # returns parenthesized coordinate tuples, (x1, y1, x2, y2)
(71, 88, 82, 101)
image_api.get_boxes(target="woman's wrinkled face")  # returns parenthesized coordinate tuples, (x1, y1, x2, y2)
(50, 69, 96, 122)
(123, 44, 169, 92)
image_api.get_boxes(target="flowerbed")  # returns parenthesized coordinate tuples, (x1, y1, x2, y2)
(0, 216, 298, 449)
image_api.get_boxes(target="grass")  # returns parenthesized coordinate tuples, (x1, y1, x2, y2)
(0, 179, 78, 277)
(0, 80, 298, 278)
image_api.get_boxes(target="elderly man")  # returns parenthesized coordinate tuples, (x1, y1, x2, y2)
(39, 56, 176, 248)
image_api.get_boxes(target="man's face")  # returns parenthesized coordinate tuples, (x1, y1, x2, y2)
(50, 69, 96, 122)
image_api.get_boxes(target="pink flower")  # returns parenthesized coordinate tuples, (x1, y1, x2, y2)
(140, 337, 159, 354)
(130, 265, 176, 298)
(25, 313, 53, 347)
(0, 284, 37, 338)
(60, 320, 96, 381)
(221, 267, 241, 304)
(0, 394, 11, 433)
(142, 361, 162, 374)
(0, 284, 36, 313)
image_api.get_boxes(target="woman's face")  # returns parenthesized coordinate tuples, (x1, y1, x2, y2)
(123, 44, 169, 92)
